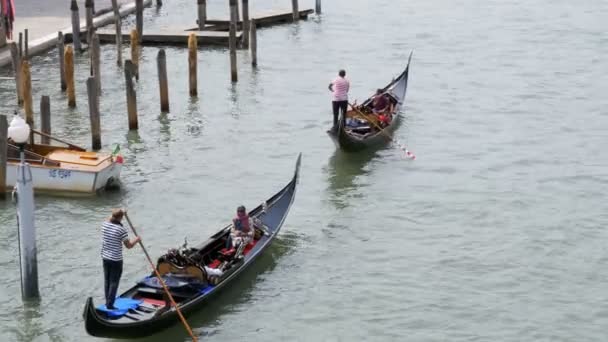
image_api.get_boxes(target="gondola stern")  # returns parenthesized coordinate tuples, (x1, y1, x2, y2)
(83, 296, 97, 321)
(336, 117, 368, 152)
(83, 296, 106, 337)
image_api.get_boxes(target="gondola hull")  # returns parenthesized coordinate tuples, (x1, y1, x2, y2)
(328, 52, 412, 152)
(329, 113, 402, 152)
(84, 295, 191, 339)
(83, 154, 302, 339)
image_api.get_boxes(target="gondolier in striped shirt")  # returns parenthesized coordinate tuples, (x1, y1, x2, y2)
(328, 69, 350, 132)
(101, 209, 141, 310)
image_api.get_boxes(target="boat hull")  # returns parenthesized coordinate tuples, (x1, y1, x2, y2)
(83, 154, 301, 338)
(84, 296, 194, 339)
(5, 162, 122, 193)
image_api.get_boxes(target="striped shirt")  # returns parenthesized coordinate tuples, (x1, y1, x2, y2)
(330, 76, 350, 101)
(101, 221, 128, 261)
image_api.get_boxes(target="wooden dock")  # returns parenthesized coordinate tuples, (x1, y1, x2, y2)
(202, 9, 315, 31)
(69, 30, 243, 46)
(63, 9, 311, 47)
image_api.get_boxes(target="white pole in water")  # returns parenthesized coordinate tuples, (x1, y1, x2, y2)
(8, 115, 39, 300)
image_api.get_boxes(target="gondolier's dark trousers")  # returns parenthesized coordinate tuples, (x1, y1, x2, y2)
(103, 259, 123, 308)
(332, 100, 348, 129)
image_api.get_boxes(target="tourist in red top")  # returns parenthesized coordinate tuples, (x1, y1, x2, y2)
(372, 89, 390, 114)
(230, 205, 254, 249)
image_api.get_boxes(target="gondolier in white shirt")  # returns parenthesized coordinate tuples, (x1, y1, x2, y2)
(101, 209, 141, 310)
(328, 69, 350, 132)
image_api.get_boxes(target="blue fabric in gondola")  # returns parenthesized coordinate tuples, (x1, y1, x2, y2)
(96, 298, 143, 318)
(199, 285, 215, 295)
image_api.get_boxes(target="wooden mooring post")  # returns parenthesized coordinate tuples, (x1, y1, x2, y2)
(196, 0, 207, 31)
(242, 0, 250, 48)
(111, 0, 122, 66)
(0, 10, 6, 47)
(111, 0, 120, 18)
(188, 33, 197, 96)
(70, 0, 82, 52)
(0, 29, 5, 51)
(9, 42, 23, 106)
(0, 115, 7, 195)
(58, 32, 67, 91)
(316, 0, 321, 14)
(85, 0, 94, 43)
(130, 30, 140, 80)
(136, 0, 144, 43)
(91, 33, 101, 93)
(157, 49, 169, 112)
(86, 77, 102, 150)
(24, 29, 29, 59)
(235, 0, 241, 23)
(124, 60, 138, 130)
(18, 32, 22, 58)
(21, 59, 33, 130)
(292, 0, 299, 21)
(250, 19, 257, 67)
(40, 96, 51, 145)
(197, 0, 206, 30)
(65, 45, 76, 107)
(229, 0, 238, 82)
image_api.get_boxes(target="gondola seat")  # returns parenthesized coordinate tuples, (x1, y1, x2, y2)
(219, 247, 236, 258)
(208, 259, 222, 268)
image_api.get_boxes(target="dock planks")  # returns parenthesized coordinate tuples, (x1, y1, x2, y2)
(203, 9, 314, 30)
(93, 29, 243, 46)
(66, 8, 311, 47)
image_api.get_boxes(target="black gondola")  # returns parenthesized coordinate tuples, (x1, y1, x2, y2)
(83, 154, 302, 339)
(328, 52, 413, 152)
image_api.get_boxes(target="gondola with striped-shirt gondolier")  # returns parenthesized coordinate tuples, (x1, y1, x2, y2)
(101, 209, 141, 310)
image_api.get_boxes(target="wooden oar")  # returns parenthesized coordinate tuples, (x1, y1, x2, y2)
(30, 129, 86, 151)
(124, 212, 199, 342)
(347, 102, 416, 159)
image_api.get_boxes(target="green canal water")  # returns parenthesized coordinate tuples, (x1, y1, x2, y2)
(1, 0, 607, 341)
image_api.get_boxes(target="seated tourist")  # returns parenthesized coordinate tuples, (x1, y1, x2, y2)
(230, 205, 255, 249)
(371, 89, 390, 114)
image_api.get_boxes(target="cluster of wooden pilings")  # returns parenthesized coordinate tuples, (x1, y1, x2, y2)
(4, 0, 149, 151)
(1, 0, 321, 192)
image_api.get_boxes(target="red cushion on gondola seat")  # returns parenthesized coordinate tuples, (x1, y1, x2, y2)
(219, 248, 236, 256)
(208, 259, 221, 268)
(243, 240, 258, 255)
(141, 297, 172, 307)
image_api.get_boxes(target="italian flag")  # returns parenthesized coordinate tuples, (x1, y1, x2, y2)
(112, 144, 124, 164)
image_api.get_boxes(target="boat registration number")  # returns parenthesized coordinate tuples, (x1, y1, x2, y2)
(49, 170, 72, 179)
